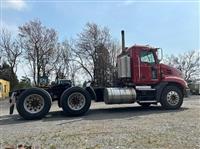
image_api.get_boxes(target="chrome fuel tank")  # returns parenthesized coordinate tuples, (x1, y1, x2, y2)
(104, 88, 136, 104)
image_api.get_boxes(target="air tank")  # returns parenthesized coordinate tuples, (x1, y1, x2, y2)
(104, 88, 136, 104)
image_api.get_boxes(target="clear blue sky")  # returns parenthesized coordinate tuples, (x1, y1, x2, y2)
(0, 0, 199, 79)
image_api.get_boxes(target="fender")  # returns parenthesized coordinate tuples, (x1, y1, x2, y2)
(162, 76, 188, 89)
(85, 86, 97, 101)
(154, 82, 168, 101)
(154, 76, 188, 101)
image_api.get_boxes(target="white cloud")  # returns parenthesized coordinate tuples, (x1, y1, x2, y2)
(2, 0, 27, 11)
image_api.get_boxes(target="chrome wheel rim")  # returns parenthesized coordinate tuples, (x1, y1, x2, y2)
(24, 94, 45, 114)
(67, 92, 86, 111)
(167, 91, 180, 106)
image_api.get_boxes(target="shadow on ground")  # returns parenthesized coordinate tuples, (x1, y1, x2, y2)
(0, 106, 189, 126)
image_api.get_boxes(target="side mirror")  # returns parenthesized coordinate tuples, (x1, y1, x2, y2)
(157, 48, 163, 62)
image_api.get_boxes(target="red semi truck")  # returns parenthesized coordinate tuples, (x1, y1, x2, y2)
(9, 31, 190, 120)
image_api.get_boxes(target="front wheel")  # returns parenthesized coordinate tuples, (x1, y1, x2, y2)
(61, 87, 91, 116)
(160, 86, 183, 109)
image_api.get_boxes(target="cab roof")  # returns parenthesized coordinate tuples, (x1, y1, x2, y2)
(129, 44, 158, 50)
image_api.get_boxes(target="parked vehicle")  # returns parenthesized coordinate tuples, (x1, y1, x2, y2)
(9, 31, 189, 120)
(188, 81, 200, 95)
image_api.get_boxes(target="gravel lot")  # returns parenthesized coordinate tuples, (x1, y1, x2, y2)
(0, 95, 200, 149)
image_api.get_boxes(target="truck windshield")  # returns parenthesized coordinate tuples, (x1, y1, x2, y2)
(140, 51, 155, 64)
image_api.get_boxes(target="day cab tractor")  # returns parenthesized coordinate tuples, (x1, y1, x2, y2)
(9, 31, 190, 120)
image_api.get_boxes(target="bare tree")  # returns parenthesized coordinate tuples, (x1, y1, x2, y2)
(51, 39, 83, 85)
(0, 29, 22, 89)
(18, 19, 57, 85)
(53, 41, 71, 79)
(0, 39, 2, 64)
(71, 47, 94, 80)
(0, 29, 22, 74)
(0, 29, 20, 89)
(108, 41, 121, 85)
(75, 23, 119, 86)
(164, 50, 200, 82)
(69, 62, 81, 86)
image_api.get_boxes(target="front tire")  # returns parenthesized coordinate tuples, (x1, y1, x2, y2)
(160, 86, 183, 109)
(16, 88, 52, 120)
(61, 87, 91, 116)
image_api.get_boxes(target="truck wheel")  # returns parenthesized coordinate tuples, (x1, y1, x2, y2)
(61, 87, 91, 116)
(160, 86, 183, 109)
(16, 88, 52, 120)
(137, 102, 151, 108)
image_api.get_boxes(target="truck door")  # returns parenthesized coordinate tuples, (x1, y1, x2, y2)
(139, 50, 159, 84)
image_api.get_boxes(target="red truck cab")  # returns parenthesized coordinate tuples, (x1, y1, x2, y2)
(122, 45, 187, 87)
(117, 43, 189, 99)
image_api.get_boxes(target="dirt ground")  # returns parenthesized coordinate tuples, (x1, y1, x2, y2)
(0, 95, 200, 149)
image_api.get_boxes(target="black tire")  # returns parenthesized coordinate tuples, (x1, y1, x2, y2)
(160, 85, 183, 109)
(61, 87, 91, 116)
(137, 102, 151, 108)
(16, 88, 52, 120)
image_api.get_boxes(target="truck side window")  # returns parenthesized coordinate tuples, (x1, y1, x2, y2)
(140, 51, 155, 64)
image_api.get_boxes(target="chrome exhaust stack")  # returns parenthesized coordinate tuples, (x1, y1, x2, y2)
(121, 30, 125, 52)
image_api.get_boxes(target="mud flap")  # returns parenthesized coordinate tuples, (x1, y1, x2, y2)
(10, 104, 14, 115)
(9, 92, 16, 115)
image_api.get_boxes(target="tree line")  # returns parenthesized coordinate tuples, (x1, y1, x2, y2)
(0, 19, 120, 90)
(0, 19, 199, 90)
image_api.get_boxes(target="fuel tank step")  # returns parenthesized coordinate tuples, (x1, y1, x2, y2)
(136, 86, 156, 101)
